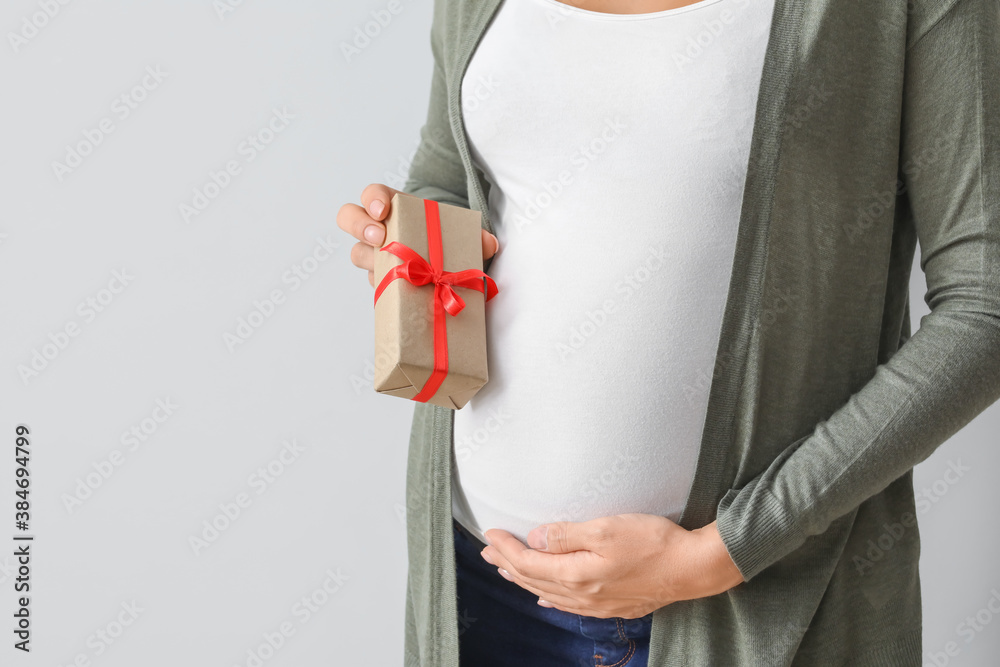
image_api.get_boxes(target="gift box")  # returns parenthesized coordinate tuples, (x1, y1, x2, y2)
(373, 192, 498, 410)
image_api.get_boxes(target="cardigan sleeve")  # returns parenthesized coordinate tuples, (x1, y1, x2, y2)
(715, 0, 1000, 582)
(400, 14, 471, 210)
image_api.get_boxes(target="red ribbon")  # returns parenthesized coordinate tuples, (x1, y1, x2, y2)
(373, 199, 498, 403)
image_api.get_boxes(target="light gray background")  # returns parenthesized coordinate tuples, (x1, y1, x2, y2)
(0, 1, 997, 665)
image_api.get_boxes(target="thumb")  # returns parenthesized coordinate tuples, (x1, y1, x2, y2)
(361, 183, 402, 222)
(482, 229, 500, 260)
(527, 521, 587, 553)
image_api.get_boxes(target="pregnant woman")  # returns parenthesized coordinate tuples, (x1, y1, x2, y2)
(337, 0, 1000, 664)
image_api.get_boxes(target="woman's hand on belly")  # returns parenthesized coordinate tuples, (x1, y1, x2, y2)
(479, 513, 744, 619)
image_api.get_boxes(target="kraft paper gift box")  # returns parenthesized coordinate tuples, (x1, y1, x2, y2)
(373, 192, 498, 410)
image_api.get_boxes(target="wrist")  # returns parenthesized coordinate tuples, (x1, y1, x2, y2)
(692, 521, 745, 595)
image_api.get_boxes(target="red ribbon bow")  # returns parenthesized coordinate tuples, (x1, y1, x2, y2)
(373, 198, 498, 403)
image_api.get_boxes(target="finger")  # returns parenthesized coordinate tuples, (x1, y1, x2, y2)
(497, 572, 619, 619)
(533, 518, 612, 555)
(482, 538, 594, 596)
(336, 202, 385, 247)
(360, 183, 402, 222)
(350, 241, 375, 273)
(483, 530, 554, 582)
(482, 229, 500, 260)
(486, 553, 569, 597)
(490, 565, 593, 612)
(368, 270, 374, 288)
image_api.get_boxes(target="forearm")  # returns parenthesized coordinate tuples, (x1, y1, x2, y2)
(716, 309, 1000, 581)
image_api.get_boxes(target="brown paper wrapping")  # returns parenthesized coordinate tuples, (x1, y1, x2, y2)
(373, 192, 491, 410)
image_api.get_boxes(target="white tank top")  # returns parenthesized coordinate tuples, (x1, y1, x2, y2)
(452, 0, 775, 546)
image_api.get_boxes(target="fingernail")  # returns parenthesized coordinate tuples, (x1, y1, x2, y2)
(491, 234, 500, 255)
(528, 526, 548, 551)
(364, 225, 383, 245)
(537, 599, 553, 607)
(369, 199, 385, 218)
(480, 549, 494, 565)
(498, 568, 513, 581)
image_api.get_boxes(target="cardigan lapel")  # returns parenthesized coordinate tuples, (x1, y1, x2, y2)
(678, 0, 805, 530)
(449, 0, 505, 235)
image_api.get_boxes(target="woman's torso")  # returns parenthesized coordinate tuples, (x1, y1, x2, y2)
(451, 0, 776, 545)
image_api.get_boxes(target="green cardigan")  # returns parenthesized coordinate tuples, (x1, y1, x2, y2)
(398, 0, 1000, 664)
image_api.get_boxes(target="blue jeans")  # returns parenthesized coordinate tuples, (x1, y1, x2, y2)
(453, 518, 653, 667)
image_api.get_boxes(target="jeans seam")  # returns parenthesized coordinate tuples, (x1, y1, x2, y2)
(603, 617, 636, 666)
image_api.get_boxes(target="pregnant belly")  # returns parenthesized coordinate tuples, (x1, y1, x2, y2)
(451, 297, 720, 544)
